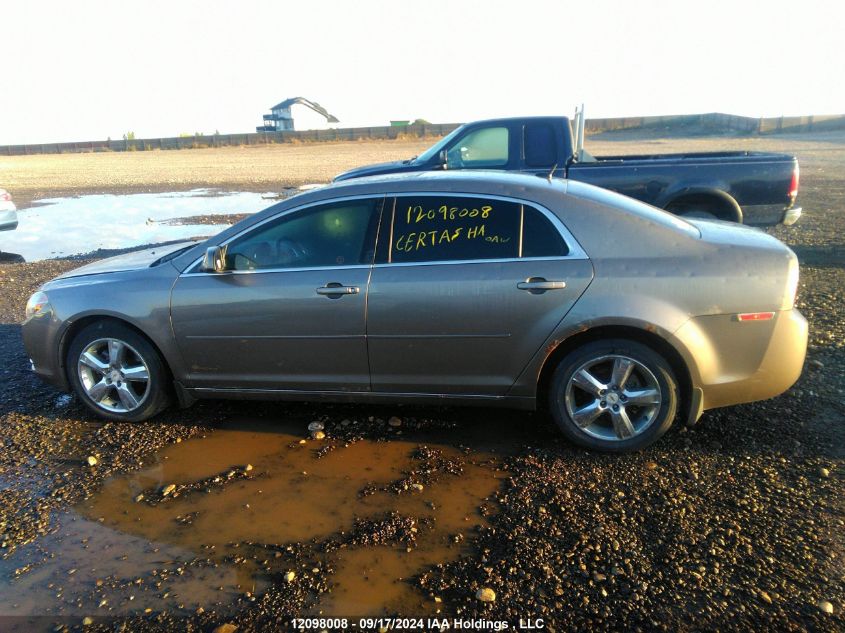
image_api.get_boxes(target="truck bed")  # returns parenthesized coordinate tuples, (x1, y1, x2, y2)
(586, 150, 794, 165)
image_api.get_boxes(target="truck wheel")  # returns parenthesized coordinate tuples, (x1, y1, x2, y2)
(678, 209, 718, 220)
(665, 193, 742, 223)
(67, 321, 172, 422)
(548, 339, 678, 452)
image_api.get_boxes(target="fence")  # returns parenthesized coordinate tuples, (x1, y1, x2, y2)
(2, 114, 844, 157)
(584, 112, 845, 135)
(0, 123, 461, 157)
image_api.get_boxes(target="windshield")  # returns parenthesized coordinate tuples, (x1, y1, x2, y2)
(414, 125, 467, 164)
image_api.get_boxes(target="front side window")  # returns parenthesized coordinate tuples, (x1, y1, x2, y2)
(446, 126, 510, 168)
(225, 198, 382, 271)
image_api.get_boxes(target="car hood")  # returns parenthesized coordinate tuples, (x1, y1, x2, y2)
(55, 241, 196, 279)
(334, 160, 417, 182)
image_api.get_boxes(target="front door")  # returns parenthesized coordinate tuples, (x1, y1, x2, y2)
(170, 197, 384, 392)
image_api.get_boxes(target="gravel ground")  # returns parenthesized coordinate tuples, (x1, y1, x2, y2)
(0, 131, 842, 631)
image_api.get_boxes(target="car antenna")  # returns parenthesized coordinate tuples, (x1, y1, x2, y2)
(547, 163, 558, 183)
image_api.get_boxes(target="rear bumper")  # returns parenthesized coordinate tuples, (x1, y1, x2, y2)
(742, 204, 801, 226)
(674, 308, 808, 411)
(782, 206, 802, 226)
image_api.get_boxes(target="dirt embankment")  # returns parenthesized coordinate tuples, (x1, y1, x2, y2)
(0, 139, 433, 209)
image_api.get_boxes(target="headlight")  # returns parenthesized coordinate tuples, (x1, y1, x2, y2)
(25, 291, 51, 319)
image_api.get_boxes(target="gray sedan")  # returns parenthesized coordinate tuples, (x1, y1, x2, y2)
(22, 172, 807, 452)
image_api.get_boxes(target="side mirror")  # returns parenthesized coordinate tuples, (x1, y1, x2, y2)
(438, 149, 448, 170)
(201, 246, 227, 273)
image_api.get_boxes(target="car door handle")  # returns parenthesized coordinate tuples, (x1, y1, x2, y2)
(316, 283, 360, 296)
(517, 278, 567, 293)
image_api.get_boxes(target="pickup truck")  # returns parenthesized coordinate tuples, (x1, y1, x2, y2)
(334, 115, 802, 226)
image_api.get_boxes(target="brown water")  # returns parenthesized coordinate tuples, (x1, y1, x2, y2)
(0, 416, 516, 624)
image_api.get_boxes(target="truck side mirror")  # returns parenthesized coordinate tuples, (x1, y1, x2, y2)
(201, 245, 227, 273)
(438, 149, 448, 170)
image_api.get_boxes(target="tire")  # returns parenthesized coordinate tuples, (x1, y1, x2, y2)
(548, 339, 678, 452)
(66, 320, 171, 422)
(665, 195, 742, 223)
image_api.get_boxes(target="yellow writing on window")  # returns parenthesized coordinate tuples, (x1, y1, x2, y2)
(394, 224, 513, 253)
(404, 204, 492, 225)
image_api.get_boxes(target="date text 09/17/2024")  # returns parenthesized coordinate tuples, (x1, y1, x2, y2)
(289, 617, 546, 630)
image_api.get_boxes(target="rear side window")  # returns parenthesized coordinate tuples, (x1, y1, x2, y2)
(521, 204, 569, 257)
(390, 196, 520, 263)
(384, 196, 572, 263)
(524, 123, 557, 167)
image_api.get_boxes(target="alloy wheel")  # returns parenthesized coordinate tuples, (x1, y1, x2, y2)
(77, 338, 151, 413)
(563, 354, 663, 441)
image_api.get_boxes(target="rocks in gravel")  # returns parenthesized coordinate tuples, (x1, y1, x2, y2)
(86, 456, 98, 467)
(161, 484, 176, 497)
(818, 600, 834, 614)
(312, 430, 326, 440)
(133, 493, 144, 503)
(212, 624, 238, 633)
(284, 571, 296, 583)
(476, 587, 496, 602)
(307, 421, 324, 433)
(819, 467, 830, 478)
(388, 416, 403, 427)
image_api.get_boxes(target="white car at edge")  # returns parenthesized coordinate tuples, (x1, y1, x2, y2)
(0, 189, 18, 231)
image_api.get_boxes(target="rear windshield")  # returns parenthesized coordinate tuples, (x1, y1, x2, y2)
(566, 181, 701, 238)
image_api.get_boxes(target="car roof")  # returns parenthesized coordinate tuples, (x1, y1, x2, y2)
(302, 169, 570, 199)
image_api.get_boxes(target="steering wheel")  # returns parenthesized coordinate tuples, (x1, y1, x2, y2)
(275, 238, 309, 266)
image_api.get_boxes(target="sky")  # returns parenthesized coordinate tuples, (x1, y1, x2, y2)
(1, 0, 843, 145)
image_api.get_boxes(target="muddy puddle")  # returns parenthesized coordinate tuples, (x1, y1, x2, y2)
(0, 415, 515, 626)
(3, 189, 286, 262)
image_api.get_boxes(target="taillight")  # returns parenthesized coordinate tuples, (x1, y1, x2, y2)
(788, 163, 799, 203)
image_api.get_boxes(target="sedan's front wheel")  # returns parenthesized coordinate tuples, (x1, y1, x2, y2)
(67, 321, 171, 422)
(549, 339, 678, 452)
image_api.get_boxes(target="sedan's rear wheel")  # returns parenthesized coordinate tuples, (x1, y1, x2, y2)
(549, 339, 678, 452)
(67, 321, 171, 422)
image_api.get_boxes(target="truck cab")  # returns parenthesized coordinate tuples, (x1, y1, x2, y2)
(334, 115, 801, 226)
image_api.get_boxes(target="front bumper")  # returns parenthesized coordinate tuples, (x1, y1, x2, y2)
(674, 308, 808, 411)
(23, 312, 70, 391)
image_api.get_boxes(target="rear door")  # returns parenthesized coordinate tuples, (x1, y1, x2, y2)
(366, 194, 593, 395)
